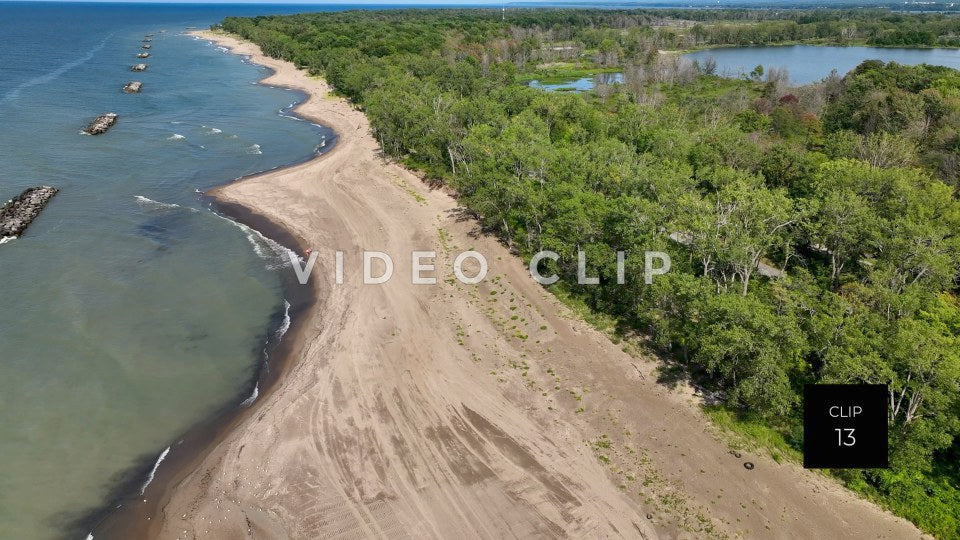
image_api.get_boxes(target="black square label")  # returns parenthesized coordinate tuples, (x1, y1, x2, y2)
(803, 384, 888, 469)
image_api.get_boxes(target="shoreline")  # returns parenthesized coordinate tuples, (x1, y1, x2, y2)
(84, 198, 321, 540)
(102, 28, 925, 540)
(676, 41, 960, 53)
(83, 31, 329, 540)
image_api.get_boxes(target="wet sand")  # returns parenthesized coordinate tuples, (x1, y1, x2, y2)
(129, 30, 925, 539)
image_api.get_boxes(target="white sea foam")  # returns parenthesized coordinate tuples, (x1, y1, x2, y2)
(276, 299, 291, 340)
(134, 195, 181, 210)
(206, 127, 222, 134)
(134, 196, 198, 215)
(167, 133, 185, 141)
(212, 212, 297, 270)
(0, 236, 16, 246)
(140, 446, 170, 495)
(85, 534, 94, 540)
(240, 383, 259, 407)
(246, 144, 262, 155)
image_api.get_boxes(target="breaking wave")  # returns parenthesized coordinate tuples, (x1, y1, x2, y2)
(276, 300, 291, 340)
(0, 236, 16, 246)
(167, 133, 185, 141)
(135, 195, 180, 210)
(240, 383, 259, 407)
(212, 212, 298, 270)
(134, 196, 198, 214)
(246, 144, 262, 155)
(314, 136, 328, 154)
(140, 446, 170, 495)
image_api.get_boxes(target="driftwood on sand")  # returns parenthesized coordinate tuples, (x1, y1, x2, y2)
(137, 52, 150, 58)
(83, 113, 118, 135)
(0, 187, 59, 239)
(131, 63, 148, 72)
(123, 81, 143, 93)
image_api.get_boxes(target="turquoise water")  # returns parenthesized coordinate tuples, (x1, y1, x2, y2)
(685, 45, 960, 84)
(0, 3, 339, 539)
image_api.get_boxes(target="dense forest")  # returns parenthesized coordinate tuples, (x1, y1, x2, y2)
(219, 8, 960, 537)
(498, 8, 960, 48)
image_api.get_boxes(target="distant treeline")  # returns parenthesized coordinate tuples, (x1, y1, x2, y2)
(502, 8, 960, 48)
(220, 9, 960, 537)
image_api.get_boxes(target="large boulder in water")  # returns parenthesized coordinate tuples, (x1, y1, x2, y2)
(0, 186, 59, 238)
(83, 113, 118, 135)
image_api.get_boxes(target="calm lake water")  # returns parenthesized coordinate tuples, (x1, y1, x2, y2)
(0, 2, 344, 538)
(529, 71, 624, 92)
(685, 45, 960, 84)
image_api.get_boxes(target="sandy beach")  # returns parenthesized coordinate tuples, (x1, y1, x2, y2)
(127, 30, 927, 539)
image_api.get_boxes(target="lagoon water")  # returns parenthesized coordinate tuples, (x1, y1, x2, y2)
(0, 3, 344, 538)
(685, 45, 960, 84)
(529, 71, 624, 92)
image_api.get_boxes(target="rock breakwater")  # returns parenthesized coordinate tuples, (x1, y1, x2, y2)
(83, 113, 117, 135)
(0, 186, 59, 238)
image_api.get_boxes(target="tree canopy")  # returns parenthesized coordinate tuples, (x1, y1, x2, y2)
(219, 9, 960, 536)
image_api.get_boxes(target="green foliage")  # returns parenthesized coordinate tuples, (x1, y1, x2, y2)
(824, 61, 960, 183)
(222, 10, 960, 535)
(703, 405, 803, 462)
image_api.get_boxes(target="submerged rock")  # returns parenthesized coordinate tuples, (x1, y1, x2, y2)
(137, 52, 150, 59)
(131, 63, 148, 72)
(141, 44, 151, 50)
(123, 81, 143, 93)
(84, 113, 118, 135)
(0, 186, 59, 238)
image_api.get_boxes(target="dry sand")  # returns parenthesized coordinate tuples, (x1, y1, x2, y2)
(143, 30, 926, 539)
